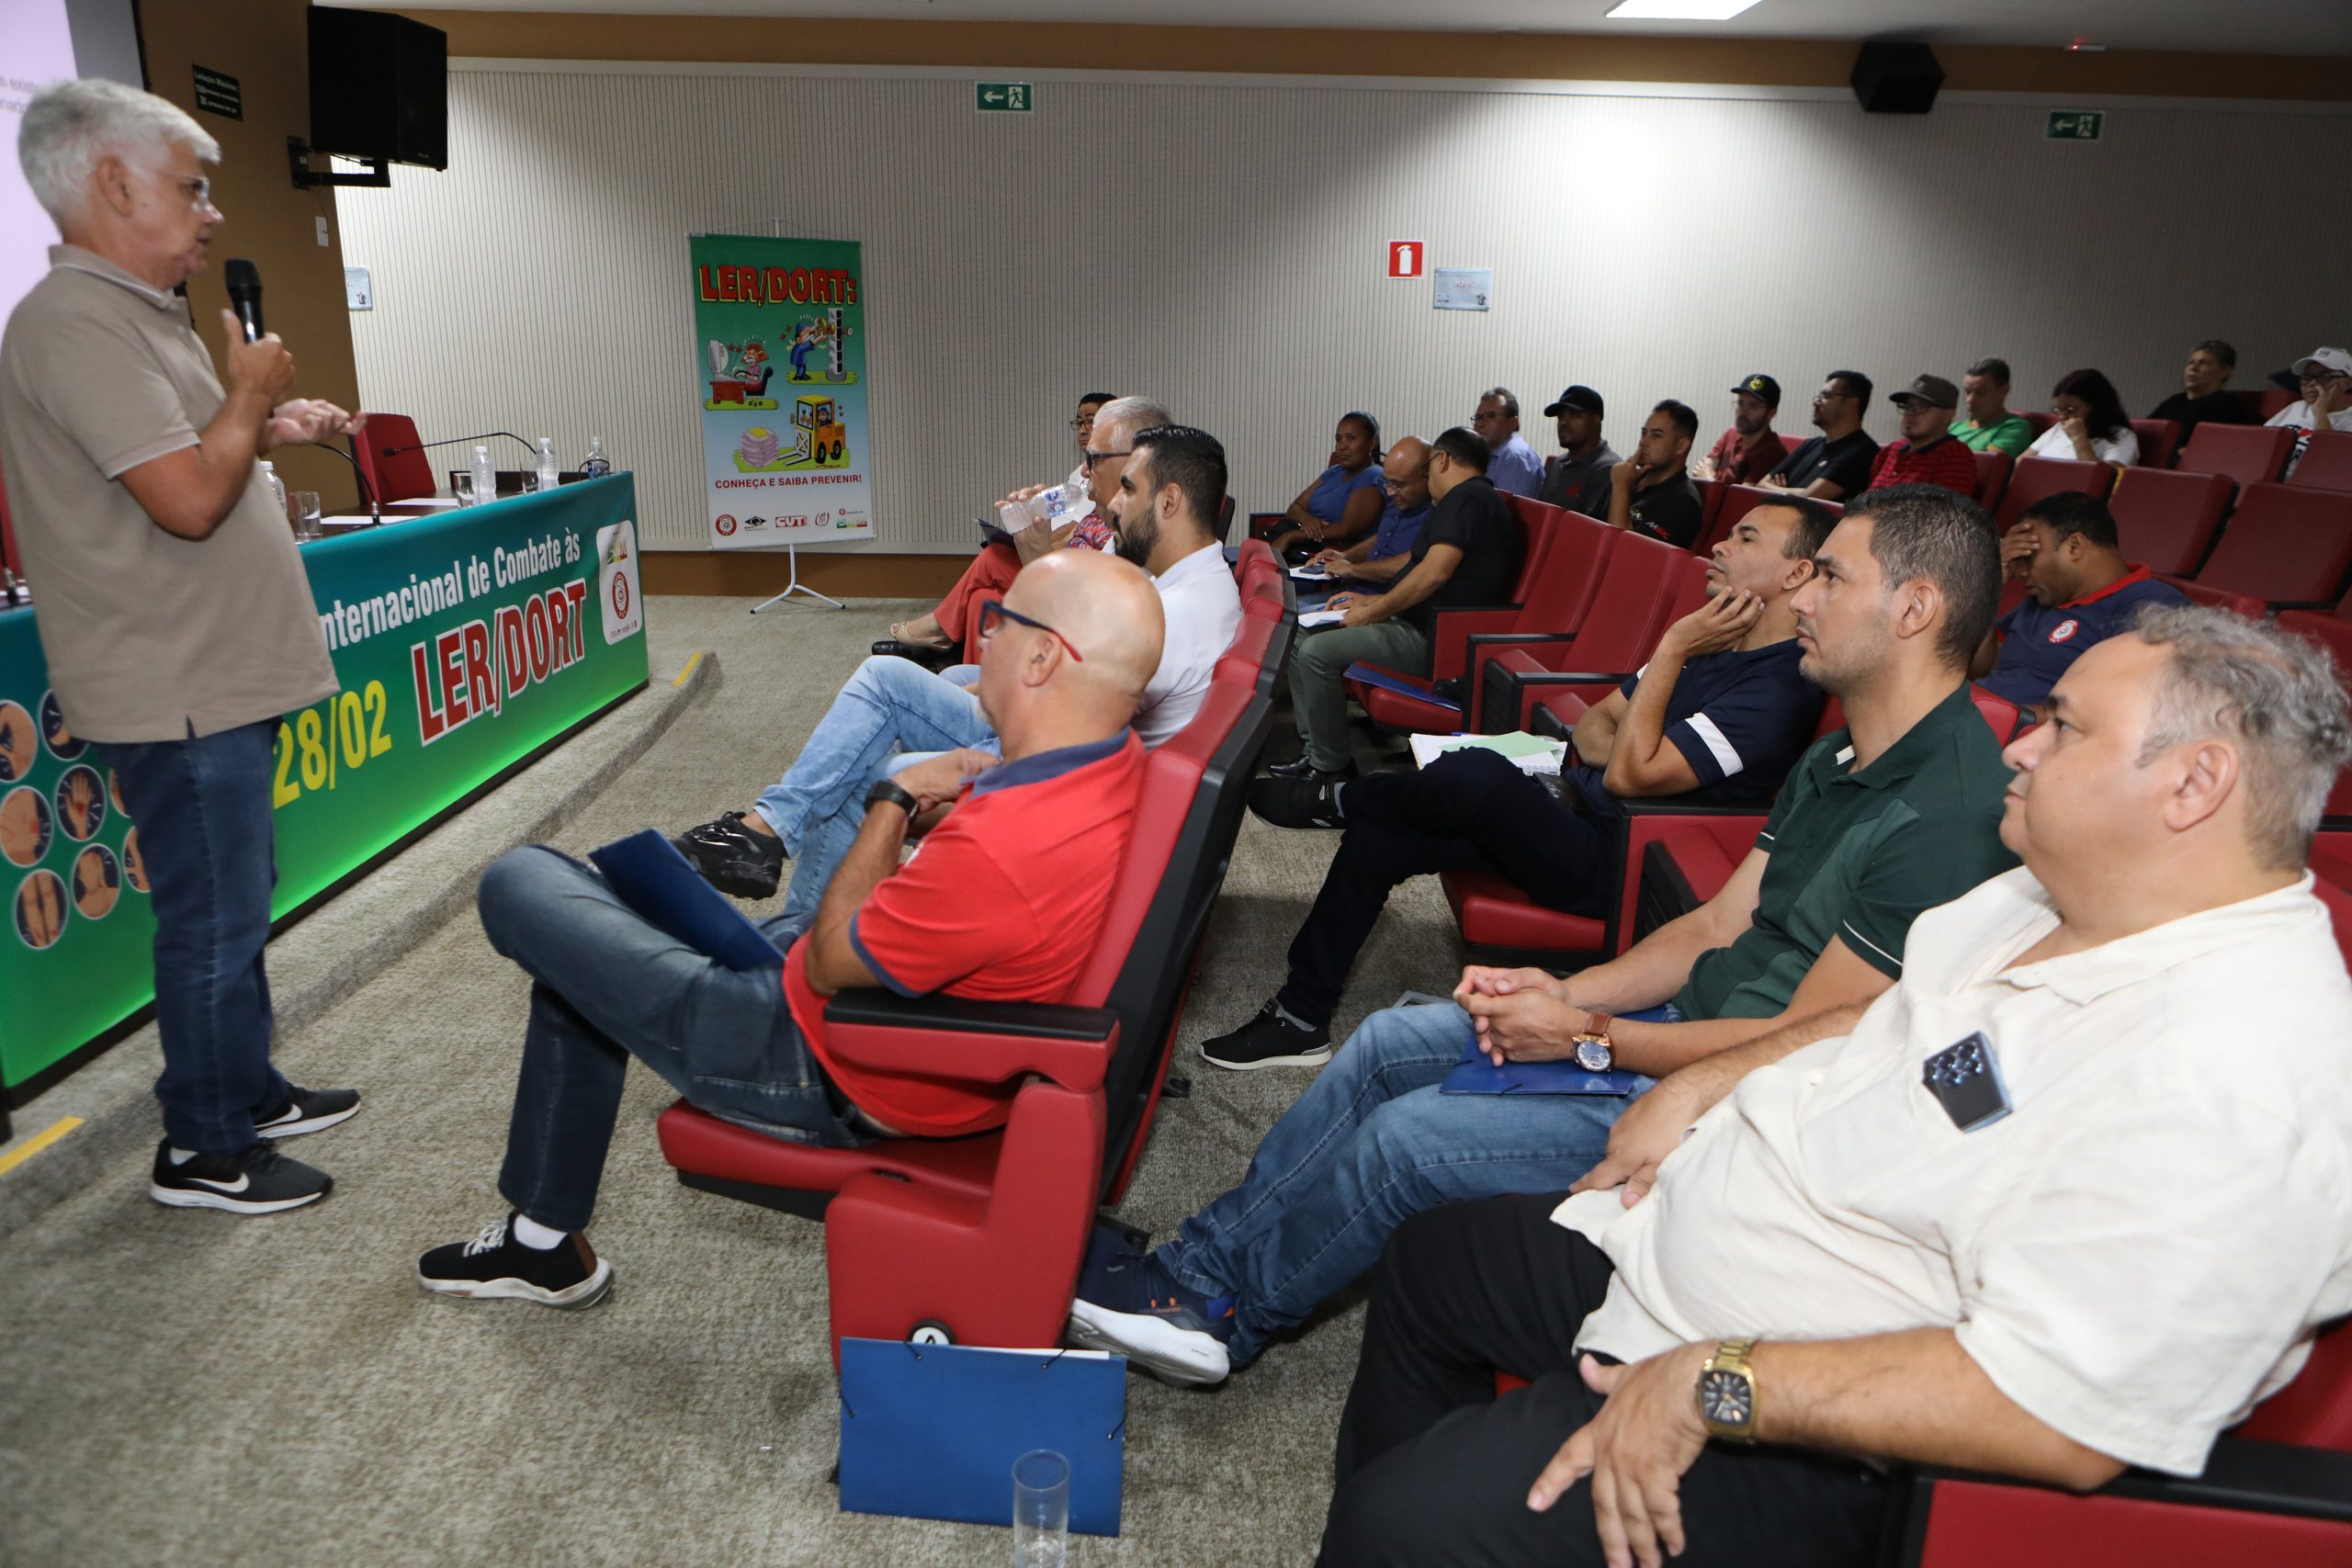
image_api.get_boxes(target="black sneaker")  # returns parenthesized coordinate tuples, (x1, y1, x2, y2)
(417, 1213, 613, 1309)
(1200, 1002, 1332, 1071)
(1065, 1247, 1237, 1386)
(252, 1084, 361, 1139)
(1265, 754, 1356, 782)
(1248, 775, 1347, 830)
(671, 810, 785, 899)
(150, 1139, 332, 1215)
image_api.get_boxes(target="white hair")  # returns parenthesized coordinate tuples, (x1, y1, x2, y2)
(18, 79, 220, 226)
(1091, 396, 1173, 444)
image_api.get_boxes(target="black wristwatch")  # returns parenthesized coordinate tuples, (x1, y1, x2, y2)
(865, 779, 921, 817)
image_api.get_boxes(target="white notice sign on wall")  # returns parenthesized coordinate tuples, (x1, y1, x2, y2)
(1432, 267, 1492, 311)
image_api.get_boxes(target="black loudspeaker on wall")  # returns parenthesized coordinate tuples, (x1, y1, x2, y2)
(308, 7, 450, 170)
(1850, 41, 1944, 115)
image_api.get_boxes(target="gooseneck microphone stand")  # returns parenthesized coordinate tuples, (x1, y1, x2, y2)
(306, 438, 381, 524)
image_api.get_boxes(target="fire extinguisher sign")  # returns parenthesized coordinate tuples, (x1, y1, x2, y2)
(1385, 241, 1425, 280)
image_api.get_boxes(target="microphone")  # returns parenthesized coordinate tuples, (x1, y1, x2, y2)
(379, 431, 538, 461)
(306, 439, 380, 525)
(224, 258, 264, 343)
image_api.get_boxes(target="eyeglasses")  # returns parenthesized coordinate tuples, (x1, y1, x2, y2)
(1380, 466, 1430, 494)
(977, 598, 1085, 661)
(1470, 411, 1507, 424)
(1080, 447, 1132, 469)
(1069, 414, 1097, 431)
(135, 166, 212, 209)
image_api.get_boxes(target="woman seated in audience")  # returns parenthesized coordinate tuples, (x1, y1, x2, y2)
(877, 391, 1116, 659)
(2027, 367, 2140, 467)
(1266, 412, 1386, 563)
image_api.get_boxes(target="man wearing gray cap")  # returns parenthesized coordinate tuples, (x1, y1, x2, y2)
(2266, 347, 2352, 478)
(1534, 386, 1617, 517)
(1865, 375, 1979, 497)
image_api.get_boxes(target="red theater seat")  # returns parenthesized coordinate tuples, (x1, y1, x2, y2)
(355, 412, 437, 504)
(1971, 450, 2012, 511)
(1471, 536, 1712, 734)
(2178, 423, 2294, 491)
(2157, 574, 2267, 620)
(2195, 484, 2352, 607)
(657, 672, 1273, 1360)
(1994, 458, 2116, 534)
(2129, 418, 2182, 469)
(2108, 468, 2234, 577)
(2289, 431, 2352, 493)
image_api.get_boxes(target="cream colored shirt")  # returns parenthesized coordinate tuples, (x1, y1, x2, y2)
(1555, 866, 2352, 1476)
(0, 245, 335, 741)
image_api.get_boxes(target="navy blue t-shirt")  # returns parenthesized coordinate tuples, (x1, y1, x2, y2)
(1557, 637, 1824, 815)
(1982, 567, 2188, 710)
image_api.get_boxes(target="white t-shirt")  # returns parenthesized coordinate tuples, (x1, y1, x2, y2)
(2264, 400, 2352, 477)
(1554, 866, 2352, 1477)
(2026, 421, 2139, 466)
(1135, 542, 1243, 745)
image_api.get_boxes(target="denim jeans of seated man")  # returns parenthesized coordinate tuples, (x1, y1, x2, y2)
(477, 844, 866, 1235)
(1156, 998, 1676, 1366)
(748, 656, 1001, 919)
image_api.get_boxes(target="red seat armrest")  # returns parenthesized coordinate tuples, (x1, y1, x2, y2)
(819, 991, 1117, 1092)
(1429, 605, 1524, 682)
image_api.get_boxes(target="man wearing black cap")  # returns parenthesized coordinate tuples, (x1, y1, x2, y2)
(1696, 374, 1789, 486)
(1762, 372, 1880, 502)
(1535, 386, 1618, 518)
(1867, 375, 1980, 497)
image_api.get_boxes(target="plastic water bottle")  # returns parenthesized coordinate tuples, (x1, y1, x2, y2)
(259, 459, 288, 525)
(536, 436, 560, 493)
(580, 436, 612, 479)
(470, 444, 497, 508)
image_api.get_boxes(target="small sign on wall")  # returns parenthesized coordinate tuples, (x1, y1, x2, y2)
(1433, 267, 1492, 312)
(345, 266, 373, 310)
(2045, 110, 2104, 141)
(976, 83, 1032, 112)
(1385, 241, 1425, 279)
(192, 66, 241, 120)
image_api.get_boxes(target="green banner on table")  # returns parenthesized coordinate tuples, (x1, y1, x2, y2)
(0, 476, 650, 1094)
(691, 231, 875, 548)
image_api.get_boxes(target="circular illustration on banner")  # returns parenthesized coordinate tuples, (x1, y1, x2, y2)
(1, 785, 52, 867)
(109, 767, 130, 819)
(16, 868, 66, 950)
(611, 571, 631, 621)
(72, 842, 121, 920)
(0, 700, 33, 782)
(40, 691, 86, 761)
(55, 763, 105, 842)
(122, 827, 149, 893)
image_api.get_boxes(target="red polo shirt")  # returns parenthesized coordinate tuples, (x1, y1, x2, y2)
(781, 730, 1147, 1137)
(1867, 434, 1979, 497)
(1705, 427, 1791, 485)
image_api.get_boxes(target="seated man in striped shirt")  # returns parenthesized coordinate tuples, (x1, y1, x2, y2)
(1866, 374, 1980, 496)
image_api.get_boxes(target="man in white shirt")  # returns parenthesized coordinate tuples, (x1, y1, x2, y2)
(2267, 346, 2352, 477)
(1473, 387, 1545, 499)
(673, 422, 1239, 907)
(1319, 604, 2352, 1568)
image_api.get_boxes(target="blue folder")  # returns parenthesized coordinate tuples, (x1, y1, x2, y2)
(1342, 660, 1461, 712)
(585, 829, 787, 973)
(838, 1338, 1127, 1535)
(1440, 1041, 1642, 1097)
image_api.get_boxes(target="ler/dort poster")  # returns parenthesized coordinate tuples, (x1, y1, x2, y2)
(691, 233, 876, 548)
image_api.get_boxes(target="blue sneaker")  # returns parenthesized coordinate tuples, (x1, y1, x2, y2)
(1066, 1247, 1237, 1386)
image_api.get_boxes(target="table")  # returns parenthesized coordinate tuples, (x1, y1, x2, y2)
(0, 476, 650, 1125)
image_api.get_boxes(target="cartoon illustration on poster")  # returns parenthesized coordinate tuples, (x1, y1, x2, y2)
(691, 234, 876, 548)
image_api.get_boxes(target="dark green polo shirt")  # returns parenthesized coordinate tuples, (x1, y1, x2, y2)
(1676, 683, 2018, 1021)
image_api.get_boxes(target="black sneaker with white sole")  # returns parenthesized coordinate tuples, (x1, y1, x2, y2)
(671, 810, 786, 899)
(417, 1213, 613, 1309)
(251, 1084, 361, 1139)
(1199, 1002, 1332, 1070)
(150, 1138, 333, 1215)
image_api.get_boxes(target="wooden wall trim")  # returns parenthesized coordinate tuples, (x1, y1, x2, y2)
(394, 11, 2352, 104)
(643, 550, 968, 599)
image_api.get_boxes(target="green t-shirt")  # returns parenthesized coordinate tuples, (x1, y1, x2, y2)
(1675, 683, 2019, 1021)
(1951, 414, 2035, 457)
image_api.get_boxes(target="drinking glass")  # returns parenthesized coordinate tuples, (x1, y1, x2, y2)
(292, 491, 322, 540)
(1011, 1450, 1069, 1568)
(452, 473, 476, 507)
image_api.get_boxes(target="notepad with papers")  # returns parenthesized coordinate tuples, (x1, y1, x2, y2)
(1407, 730, 1568, 776)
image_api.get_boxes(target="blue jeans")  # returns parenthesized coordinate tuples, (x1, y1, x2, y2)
(1159, 999, 1663, 1366)
(98, 718, 289, 1155)
(477, 844, 864, 1234)
(749, 656, 997, 919)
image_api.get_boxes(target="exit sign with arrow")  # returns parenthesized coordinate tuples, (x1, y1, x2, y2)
(2045, 110, 2104, 141)
(976, 82, 1033, 113)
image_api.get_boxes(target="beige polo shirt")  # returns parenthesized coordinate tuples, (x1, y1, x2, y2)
(0, 245, 335, 742)
(1555, 866, 2352, 1476)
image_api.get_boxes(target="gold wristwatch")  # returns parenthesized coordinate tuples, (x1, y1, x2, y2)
(1570, 1010, 1613, 1073)
(1695, 1337, 1759, 1443)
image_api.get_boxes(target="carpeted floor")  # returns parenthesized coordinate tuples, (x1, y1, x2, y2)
(0, 595, 1472, 1568)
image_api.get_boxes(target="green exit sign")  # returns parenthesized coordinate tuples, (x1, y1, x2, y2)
(976, 82, 1033, 113)
(2045, 110, 2104, 141)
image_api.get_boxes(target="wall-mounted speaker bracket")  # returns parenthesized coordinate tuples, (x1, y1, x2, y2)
(288, 137, 390, 190)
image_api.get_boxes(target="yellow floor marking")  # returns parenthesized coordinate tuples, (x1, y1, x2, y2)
(672, 650, 707, 688)
(0, 1117, 84, 1177)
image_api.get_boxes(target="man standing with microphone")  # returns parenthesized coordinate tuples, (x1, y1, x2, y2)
(0, 80, 362, 1213)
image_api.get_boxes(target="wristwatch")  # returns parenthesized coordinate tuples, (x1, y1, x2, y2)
(1570, 1010, 1614, 1073)
(1696, 1337, 1760, 1443)
(865, 779, 921, 818)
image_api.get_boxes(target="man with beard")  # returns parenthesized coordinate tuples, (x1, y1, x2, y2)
(672, 422, 1238, 911)
(1694, 375, 1788, 486)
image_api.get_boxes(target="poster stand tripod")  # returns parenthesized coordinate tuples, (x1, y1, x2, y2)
(749, 549, 842, 614)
